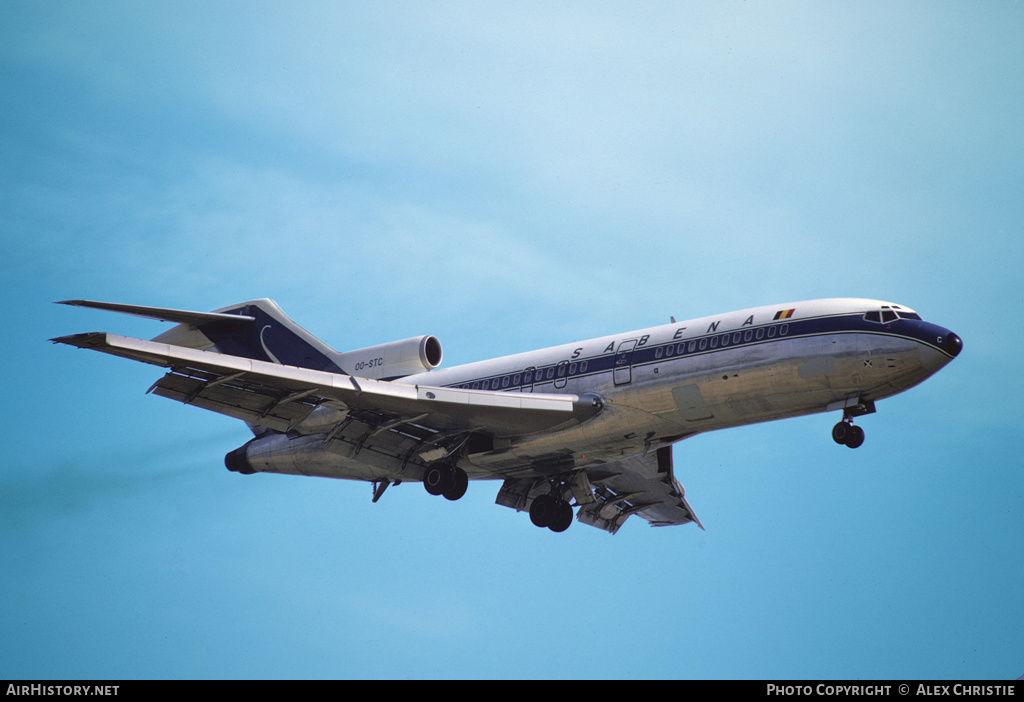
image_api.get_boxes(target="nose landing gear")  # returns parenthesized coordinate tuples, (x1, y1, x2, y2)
(828, 398, 874, 449)
(832, 419, 865, 449)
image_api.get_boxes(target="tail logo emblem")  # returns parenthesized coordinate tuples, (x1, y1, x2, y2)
(260, 325, 282, 364)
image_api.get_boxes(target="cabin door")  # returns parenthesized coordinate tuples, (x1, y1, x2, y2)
(613, 340, 637, 385)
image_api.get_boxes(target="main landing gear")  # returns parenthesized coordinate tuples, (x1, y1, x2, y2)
(528, 477, 576, 532)
(423, 464, 469, 501)
(831, 419, 865, 449)
(529, 493, 574, 533)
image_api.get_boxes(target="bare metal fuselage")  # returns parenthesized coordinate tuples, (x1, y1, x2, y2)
(236, 298, 960, 485)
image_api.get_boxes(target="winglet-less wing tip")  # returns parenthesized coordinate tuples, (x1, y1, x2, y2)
(51, 331, 107, 349)
(679, 493, 705, 530)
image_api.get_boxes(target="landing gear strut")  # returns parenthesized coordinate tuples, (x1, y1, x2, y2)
(832, 419, 865, 449)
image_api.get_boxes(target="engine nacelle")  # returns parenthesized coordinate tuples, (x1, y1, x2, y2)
(335, 335, 442, 379)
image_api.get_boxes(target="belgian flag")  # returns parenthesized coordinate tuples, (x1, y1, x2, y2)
(773, 309, 795, 320)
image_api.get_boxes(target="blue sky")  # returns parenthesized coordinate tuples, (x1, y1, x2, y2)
(2, 1, 1022, 680)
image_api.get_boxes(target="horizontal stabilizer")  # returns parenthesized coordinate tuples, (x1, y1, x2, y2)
(56, 300, 255, 327)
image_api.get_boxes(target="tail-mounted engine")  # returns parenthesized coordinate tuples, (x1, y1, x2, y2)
(335, 335, 443, 379)
(56, 298, 443, 380)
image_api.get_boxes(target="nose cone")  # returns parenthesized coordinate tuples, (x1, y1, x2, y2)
(918, 326, 963, 375)
(942, 331, 963, 358)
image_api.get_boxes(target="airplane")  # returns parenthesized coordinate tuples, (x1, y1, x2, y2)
(52, 297, 962, 534)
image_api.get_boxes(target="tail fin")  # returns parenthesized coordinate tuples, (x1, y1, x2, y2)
(57, 299, 346, 373)
(187, 299, 346, 372)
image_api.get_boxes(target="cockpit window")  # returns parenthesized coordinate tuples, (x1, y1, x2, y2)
(864, 305, 921, 323)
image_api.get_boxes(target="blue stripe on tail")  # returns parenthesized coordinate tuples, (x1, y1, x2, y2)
(203, 301, 345, 373)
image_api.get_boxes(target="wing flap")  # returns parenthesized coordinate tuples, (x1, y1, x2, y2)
(149, 371, 321, 433)
(53, 332, 600, 437)
(577, 446, 703, 534)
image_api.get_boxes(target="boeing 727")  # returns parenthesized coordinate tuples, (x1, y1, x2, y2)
(53, 297, 962, 534)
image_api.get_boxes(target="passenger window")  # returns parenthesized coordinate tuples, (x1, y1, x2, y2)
(768, 326, 777, 338)
(780, 324, 789, 335)
(513, 373, 521, 385)
(580, 360, 588, 373)
(710, 336, 719, 348)
(523, 370, 533, 384)
(744, 330, 752, 342)
(733, 332, 741, 344)
(755, 328, 764, 340)
(502, 376, 509, 388)
(665, 345, 673, 357)
(546, 367, 554, 380)
(569, 363, 577, 374)
(656, 347, 664, 359)
(699, 339, 707, 350)
(688, 341, 697, 353)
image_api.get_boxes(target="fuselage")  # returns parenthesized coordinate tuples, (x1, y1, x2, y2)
(217, 297, 961, 485)
(59, 295, 962, 531)
(400, 298, 961, 476)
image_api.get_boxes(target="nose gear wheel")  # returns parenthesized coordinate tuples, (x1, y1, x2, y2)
(832, 419, 865, 449)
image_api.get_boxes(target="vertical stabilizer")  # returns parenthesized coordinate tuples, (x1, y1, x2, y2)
(161, 299, 347, 373)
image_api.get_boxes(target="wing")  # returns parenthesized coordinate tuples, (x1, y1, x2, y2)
(576, 447, 703, 533)
(495, 445, 702, 534)
(52, 332, 602, 438)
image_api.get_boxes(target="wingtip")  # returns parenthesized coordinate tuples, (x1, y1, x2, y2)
(50, 332, 107, 348)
